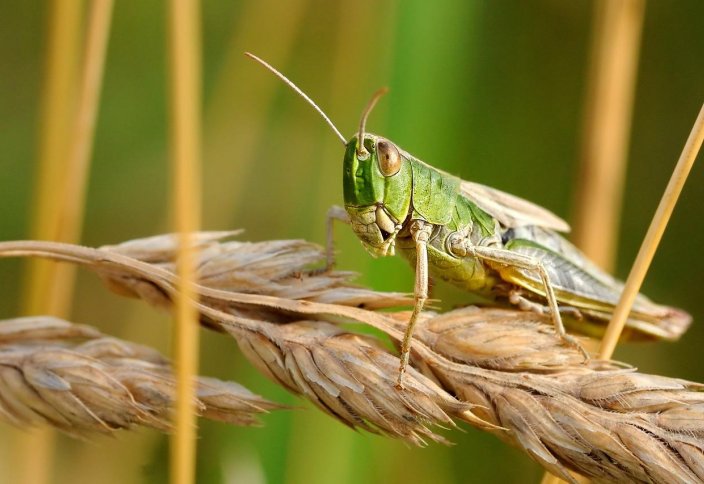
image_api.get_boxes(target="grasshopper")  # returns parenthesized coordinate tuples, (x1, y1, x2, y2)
(246, 53, 691, 388)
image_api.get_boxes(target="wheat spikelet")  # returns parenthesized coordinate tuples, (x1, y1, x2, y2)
(410, 308, 704, 482)
(101, 231, 412, 310)
(0, 232, 703, 482)
(228, 319, 486, 445)
(0, 315, 280, 436)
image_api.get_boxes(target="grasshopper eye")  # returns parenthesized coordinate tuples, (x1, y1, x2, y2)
(377, 140, 401, 176)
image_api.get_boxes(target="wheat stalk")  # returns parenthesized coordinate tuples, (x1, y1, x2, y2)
(0, 233, 702, 482)
(0, 315, 280, 436)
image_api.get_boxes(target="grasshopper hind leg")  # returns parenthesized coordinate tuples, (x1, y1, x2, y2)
(468, 245, 590, 361)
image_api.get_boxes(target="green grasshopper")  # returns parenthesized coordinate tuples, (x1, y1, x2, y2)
(246, 53, 691, 388)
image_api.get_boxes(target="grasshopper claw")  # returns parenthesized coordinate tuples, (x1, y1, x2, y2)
(562, 333, 590, 362)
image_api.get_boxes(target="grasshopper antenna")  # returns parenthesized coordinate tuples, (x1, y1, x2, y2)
(244, 52, 346, 146)
(356, 87, 389, 160)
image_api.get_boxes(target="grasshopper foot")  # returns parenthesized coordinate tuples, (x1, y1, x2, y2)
(561, 333, 590, 362)
(396, 355, 409, 390)
(310, 261, 335, 276)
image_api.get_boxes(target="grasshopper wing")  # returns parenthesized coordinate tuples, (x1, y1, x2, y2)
(459, 180, 570, 232)
(494, 230, 692, 341)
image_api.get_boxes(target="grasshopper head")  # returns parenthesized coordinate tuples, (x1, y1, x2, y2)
(342, 134, 412, 257)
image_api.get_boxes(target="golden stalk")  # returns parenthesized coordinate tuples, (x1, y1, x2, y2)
(20, 0, 81, 316)
(56, 0, 114, 254)
(167, 1, 202, 483)
(17, 0, 107, 483)
(598, 103, 704, 359)
(572, 0, 645, 272)
(21, 0, 112, 318)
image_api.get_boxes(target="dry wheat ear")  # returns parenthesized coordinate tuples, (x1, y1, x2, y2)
(0, 232, 702, 483)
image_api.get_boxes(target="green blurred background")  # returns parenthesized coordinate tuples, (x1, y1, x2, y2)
(1, 1, 703, 483)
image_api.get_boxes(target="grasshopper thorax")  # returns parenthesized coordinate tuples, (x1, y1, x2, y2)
(343, 134, 413, 257)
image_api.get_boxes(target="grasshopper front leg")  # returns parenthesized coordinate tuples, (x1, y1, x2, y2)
(397, 220, 432, 390)
(467, 245, 590, 360)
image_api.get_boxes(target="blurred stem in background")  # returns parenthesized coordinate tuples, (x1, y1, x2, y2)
(167, 0, 203, 483)
(572, 0, 645, 273)
(11, 1, 113, 483)
(19, 2, 81, 317)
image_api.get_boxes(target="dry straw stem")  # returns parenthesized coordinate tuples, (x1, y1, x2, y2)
(14, 2, 111, 483)
(20, 0, 82, 317)
(572, 0, 645, 271)
(1, 233, 703, 482)
(58, 0, 114, 251)
(0, 315, 280, 436)
(599, 102, 704, 360)
(167, 0, 202, 482)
